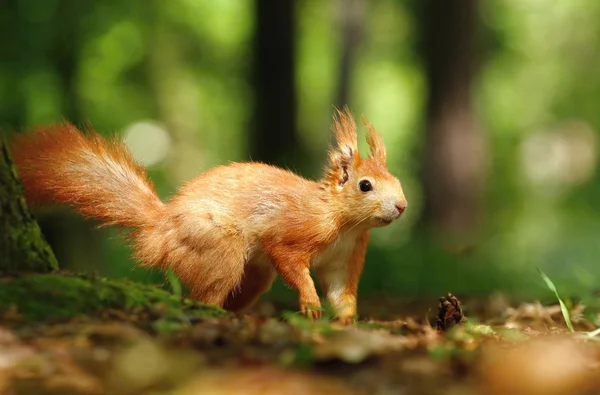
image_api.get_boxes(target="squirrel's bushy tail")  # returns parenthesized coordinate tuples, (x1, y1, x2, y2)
(11, 123, 165, 229)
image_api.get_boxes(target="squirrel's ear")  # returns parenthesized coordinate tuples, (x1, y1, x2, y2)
(327, 144, 355, 187)
(362, 115, 386, 165)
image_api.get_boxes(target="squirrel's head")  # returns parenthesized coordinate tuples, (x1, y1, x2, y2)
(324, 107, 407, 228)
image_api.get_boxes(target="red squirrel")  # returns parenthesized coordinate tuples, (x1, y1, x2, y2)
(10, 108, 407, 324)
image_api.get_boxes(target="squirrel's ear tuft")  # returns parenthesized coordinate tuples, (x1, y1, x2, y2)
(326, 107, 360, 187)
(362, 115, 386, 165)
(332, 106, 359, 158)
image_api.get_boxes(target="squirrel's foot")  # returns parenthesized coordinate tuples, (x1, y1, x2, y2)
(300, 303, 323, 320)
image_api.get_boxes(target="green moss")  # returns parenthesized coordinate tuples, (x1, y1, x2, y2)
(0, 272, 227, 322)
(0, 139, 58, 273)
(11, 220, 59, 272)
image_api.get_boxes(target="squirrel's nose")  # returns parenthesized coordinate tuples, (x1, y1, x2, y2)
(395, 202, 406, 214)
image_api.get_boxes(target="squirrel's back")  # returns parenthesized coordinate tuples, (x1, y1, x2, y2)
(171, 161, 329, 237)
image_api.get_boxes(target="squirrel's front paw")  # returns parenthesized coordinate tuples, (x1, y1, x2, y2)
(300, 302, 323, 320)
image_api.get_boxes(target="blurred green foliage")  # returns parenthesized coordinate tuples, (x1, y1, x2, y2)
(2, 0, 600, 307)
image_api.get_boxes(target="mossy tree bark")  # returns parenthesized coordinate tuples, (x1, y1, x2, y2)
(0, 138, 58, 273)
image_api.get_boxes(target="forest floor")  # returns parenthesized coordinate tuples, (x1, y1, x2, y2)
(1, 272, 600, 395)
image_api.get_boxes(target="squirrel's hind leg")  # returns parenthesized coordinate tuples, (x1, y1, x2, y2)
(168, 229, 247, 307)
(223, 262, 277, 312)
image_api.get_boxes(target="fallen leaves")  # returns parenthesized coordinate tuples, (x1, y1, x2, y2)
(312, 328, 406, 363)
(1, 291, 600, 395)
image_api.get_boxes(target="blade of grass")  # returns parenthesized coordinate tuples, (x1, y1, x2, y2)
(166, 269, 182, 298)
(537, 267, 574, 332)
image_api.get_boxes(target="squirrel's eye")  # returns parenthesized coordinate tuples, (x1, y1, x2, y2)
(359, 180, 372, 192)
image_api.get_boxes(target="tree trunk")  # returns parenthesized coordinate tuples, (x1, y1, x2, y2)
(0, 138, 58, 273)
(419, 0, 486, 237)
(250, 0, 299, 167)
(334, 0, 366, 109)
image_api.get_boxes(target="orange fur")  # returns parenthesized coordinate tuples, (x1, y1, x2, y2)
(10, 108, 407, 323)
